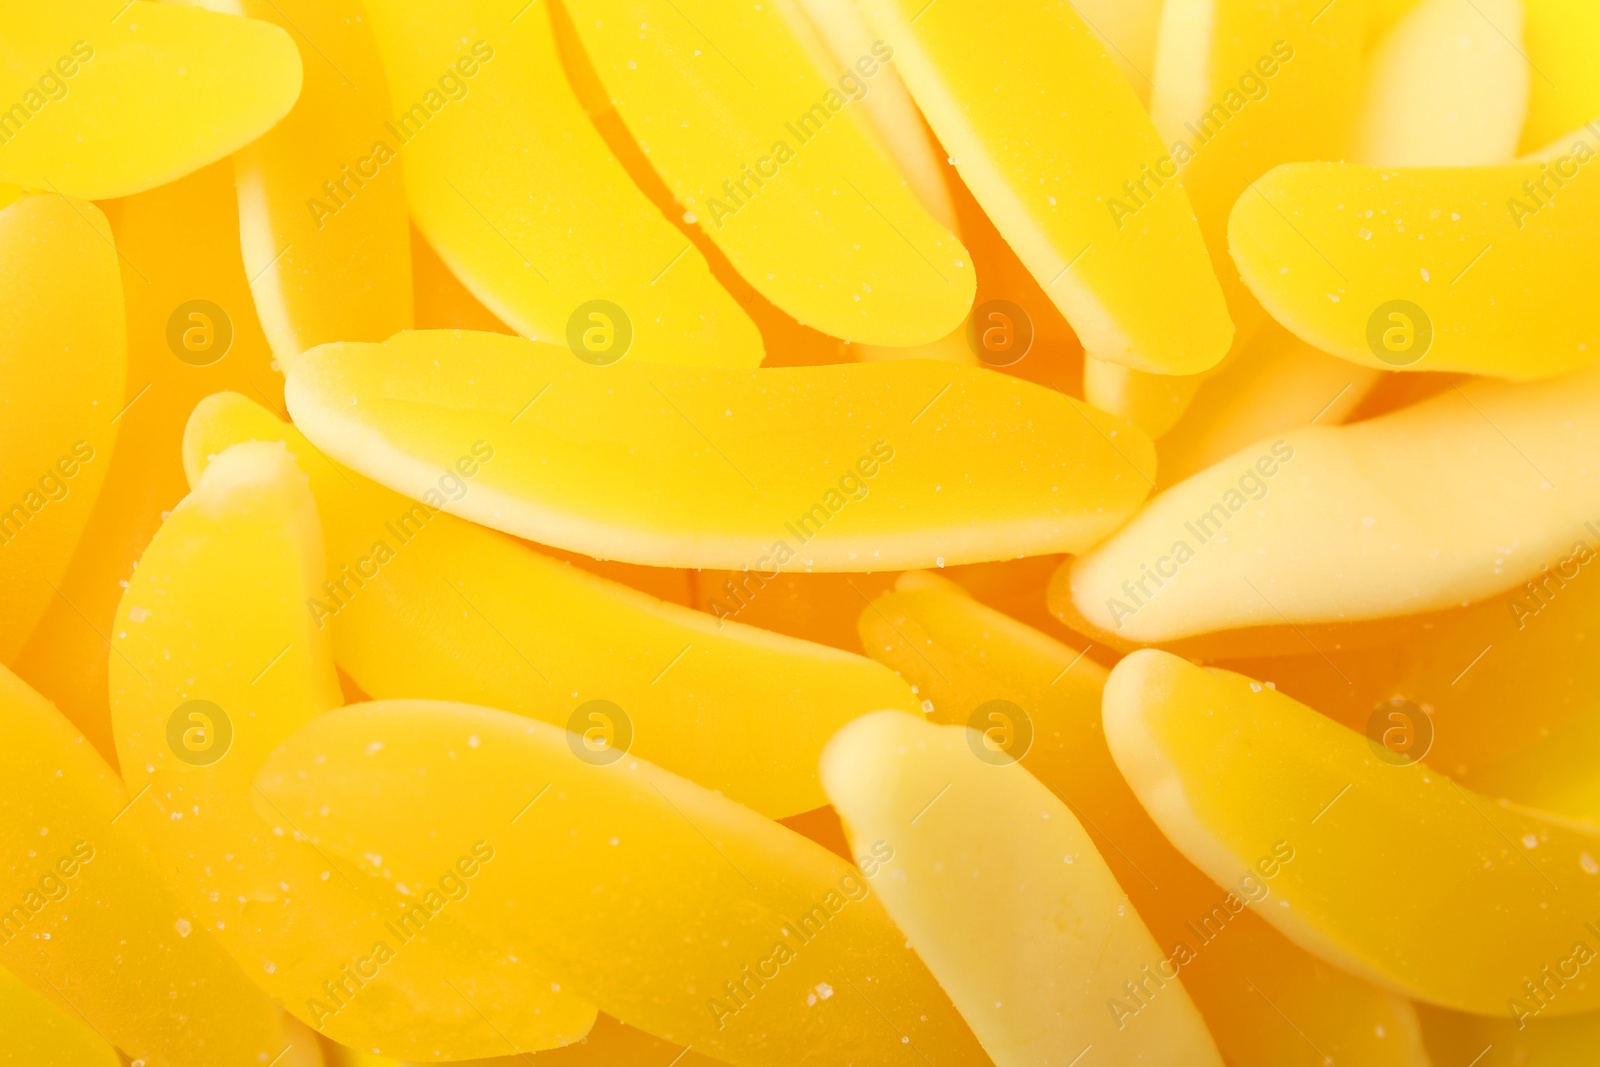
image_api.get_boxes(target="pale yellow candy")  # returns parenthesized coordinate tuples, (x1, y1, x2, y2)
(255, 698, 991, 1066)
(822, 711, 1225, 1067)
(211, 0, 412, 367)
(859, 0, 1232, 374)
(283, 330, 1155, 571)
(1230, 150, 1600, 379)
(183, 391, 922, 818)
(1365, 0, 1426, 47)
(1521, 0, 1600, 153)
(784, 0, 957, 231)
(1084, 358, 1206, 439)
(1062, 365, 1600, 644)
(1355, 0, 1528, 166)
(0, 961, 118, 1067)
(858, 580, 1433, 1067)
(1157, 325, 1381, 487)
(361, 0, 760, 366)
(0, 194, 124, 663)
(110, 441, 594, 1056)
(1153, 0, 1364, 335)
(1070, 0, 1164, 105)
(563, 0, 974, 347)
(1104, 649, 1600, 1016)
(0, 663, 302, 1063)
(0, 1, 301, 199)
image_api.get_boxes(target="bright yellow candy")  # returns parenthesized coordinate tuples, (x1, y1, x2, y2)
(822, 711, 1225, 1067)
(324, 1013, 724, 1067)
(0, 1, 301, 199)
(0, 663, 303, 1063)
(1231, 149, 1600, 379)
(1152, 0, 1363, 335)
(1104, 649, 1600, 1016)
(183, 391, 921, 818)
(256, 698, 991, 1066)
(1521, 0, 1600, 153)
(1083, 359, 1206, 439)
(0, 961, 118, 1067)
(1062, 365, 1600, 645)
(1070, 0, 1163, 105)
(860, 0, 1233, 374)
(563, 0, 975, 347)
(1355, 0, 1527, 166)
(12, 162, 280, 764)
(1157, 324, 1381, 487)
(361, 0, 761, 366)
(0, 194, 124, 664)
(1418, 1001, 1600, 1064)
(785, 0, 957, 231)
(110, 440, 595, 1057)
(283, 329, 1155, 570)
(219, 0, 413, 366)
(858, 580, 1433, 1067)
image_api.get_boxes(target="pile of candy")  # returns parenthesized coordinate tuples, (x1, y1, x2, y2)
(3, 0, 1598, 1064)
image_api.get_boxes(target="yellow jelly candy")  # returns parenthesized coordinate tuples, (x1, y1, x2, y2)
(183, 390, 921, 818)
(786, 0, 957, 231)
(1417, 1000, 1600, 1063)
(323, 1013, 726, 1067)
(1355, 0, 1527, 166)
(562, 0, 975, 347)
(1157, 324, 1381, 487)
(1230, 143, 1600, 379)
(859, 0, 1233, 374)
(12, 161, 279, 764)
(221, 0, 413, 366)
(1083, 359, 1207, 439)
(282, 329, 1155, 570)
(361, 0, 761, 366)
(1105, 649, 1600, 1016)
(0, 1, 301, 199)
(0, 663, 303, 1063)
(1152, 0, 1364, 334)
(0, 194, 124, 664)
(858, 579, 1433, 1067)
(822, 711, 1226, 1067)
(0, 961, 118, 1067)
(1520, 0, 1600, 153)
(1070, 0, 1163, 105)
(110, 440, 595, 1057)
(1061, 365, 1600, 645)
(255, 698, 991, 1066)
